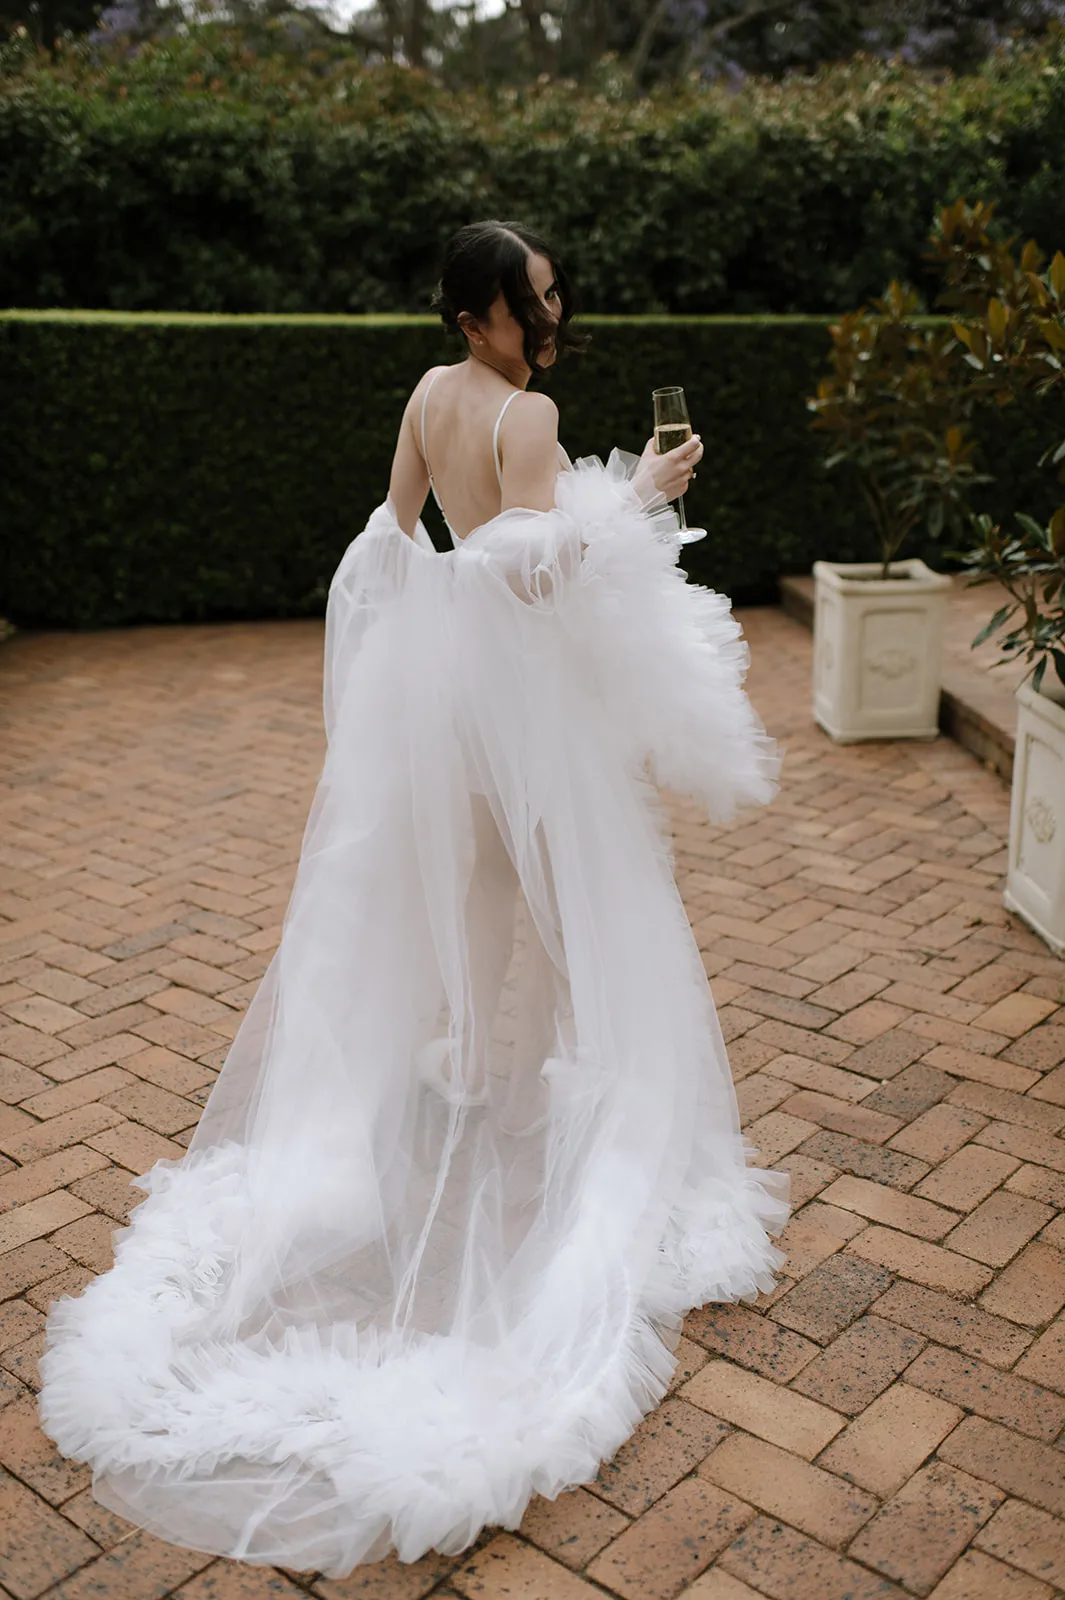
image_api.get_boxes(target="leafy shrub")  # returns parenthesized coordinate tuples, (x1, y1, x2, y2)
(929, 198, 1065, 690)
(808, 279, 988, 575)
(4, 29, 1065, 314)
(2, 310, 1058, 629)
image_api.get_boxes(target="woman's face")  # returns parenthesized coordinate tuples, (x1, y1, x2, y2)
(470, 250, 561, 372)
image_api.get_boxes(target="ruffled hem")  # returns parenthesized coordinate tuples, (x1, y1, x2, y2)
(38, 1137, 786, 1575)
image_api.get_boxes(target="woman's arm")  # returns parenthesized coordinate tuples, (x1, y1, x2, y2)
(387, 371, 442, 539)
(491, 392, 571, 603)
(498, 392, 561, 513)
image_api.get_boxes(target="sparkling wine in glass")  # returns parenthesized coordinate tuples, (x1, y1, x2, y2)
(652, 385, 707, 544)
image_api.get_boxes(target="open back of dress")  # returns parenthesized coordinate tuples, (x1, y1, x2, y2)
(37, 442, 787, 1579)
(419, 369, 572, 544)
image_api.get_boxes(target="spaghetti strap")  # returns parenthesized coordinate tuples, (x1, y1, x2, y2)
(419, 370, 456, 538)
(492, 391, 521, 489)
(420, 369, 444, 475)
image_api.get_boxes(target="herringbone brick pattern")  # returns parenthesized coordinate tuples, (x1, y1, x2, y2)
(1, 608, 1063, 1600)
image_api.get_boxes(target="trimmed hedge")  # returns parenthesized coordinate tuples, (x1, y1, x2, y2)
(4, 36, 1065, 315)
(2, 312, 1060, 629)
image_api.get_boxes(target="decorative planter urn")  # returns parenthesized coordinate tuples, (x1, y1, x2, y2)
(1006, 680, 1065, 957)
(812, 558, 953, 742)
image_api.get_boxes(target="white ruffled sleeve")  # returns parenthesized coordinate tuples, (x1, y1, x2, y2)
(322, 499, 435, 744)
(555, 450, 781, 824)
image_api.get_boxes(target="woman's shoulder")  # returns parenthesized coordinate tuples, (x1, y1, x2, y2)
(400, 365, 455, 438)
(500, 389, 558, 437)
(497, 392, 559, 479)
(508, 389, 557, 417)
(410, 363, 452, 403)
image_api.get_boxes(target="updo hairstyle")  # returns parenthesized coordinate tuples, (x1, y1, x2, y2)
(431, 220, 588, 372)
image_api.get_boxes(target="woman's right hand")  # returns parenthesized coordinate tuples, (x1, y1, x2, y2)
(635, 433, 704, 502)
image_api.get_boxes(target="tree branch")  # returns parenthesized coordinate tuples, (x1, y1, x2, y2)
(706, 0, 800, 45)
(628, 0, 671, 86)
(378, 0, 401, 61)
(518, 0, 551, 73)
(404, 0, 427, 68)
(631, 0, 801, 86)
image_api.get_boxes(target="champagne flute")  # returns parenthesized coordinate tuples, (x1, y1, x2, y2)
(652, 385, 707, 544)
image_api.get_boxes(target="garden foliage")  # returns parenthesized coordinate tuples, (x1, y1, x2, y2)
(5, 28, 1065, 314)
(2, 311, 1058, 629)
(808, 277, 989, 576)
(930, 199, 1065, 688)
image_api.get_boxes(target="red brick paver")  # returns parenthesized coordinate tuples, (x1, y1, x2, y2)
(1, 607, 1063, 1600)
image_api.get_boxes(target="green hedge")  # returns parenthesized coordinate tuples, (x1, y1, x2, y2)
(2, 312, 1060, 629)
(4, 34, 1065, 315)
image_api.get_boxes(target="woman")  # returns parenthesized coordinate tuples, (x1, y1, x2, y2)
(37, 221, 788, 1579)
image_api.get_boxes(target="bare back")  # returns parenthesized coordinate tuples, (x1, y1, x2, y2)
(388, 362, 565, 542)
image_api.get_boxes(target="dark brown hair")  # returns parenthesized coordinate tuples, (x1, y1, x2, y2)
(431, 220, 589, 371)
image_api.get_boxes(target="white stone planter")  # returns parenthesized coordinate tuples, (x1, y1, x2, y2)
(812, 558, 953, 742)
(1006, 680, 1065, 957)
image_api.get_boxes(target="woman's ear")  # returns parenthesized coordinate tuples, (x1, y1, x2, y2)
(457, 311, 482, 345)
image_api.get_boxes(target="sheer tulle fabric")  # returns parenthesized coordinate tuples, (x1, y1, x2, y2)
(37, 450, 789, 1579)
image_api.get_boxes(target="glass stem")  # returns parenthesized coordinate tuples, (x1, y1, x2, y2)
(676, 493, 688, 531)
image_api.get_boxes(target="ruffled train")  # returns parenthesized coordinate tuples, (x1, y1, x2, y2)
(37, 449, 788, 1578)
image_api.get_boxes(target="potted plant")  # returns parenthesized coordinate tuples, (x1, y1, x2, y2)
(807, 281, 984, 742)
(936, 199, 1065, 952)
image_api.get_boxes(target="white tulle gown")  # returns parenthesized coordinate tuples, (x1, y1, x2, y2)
(37, 387, 789, 1580)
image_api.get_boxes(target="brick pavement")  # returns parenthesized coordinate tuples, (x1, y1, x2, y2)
(1, 607, 1064, 1600)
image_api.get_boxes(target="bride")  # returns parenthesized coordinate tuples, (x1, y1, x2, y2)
(37, 219, 789, 1579)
